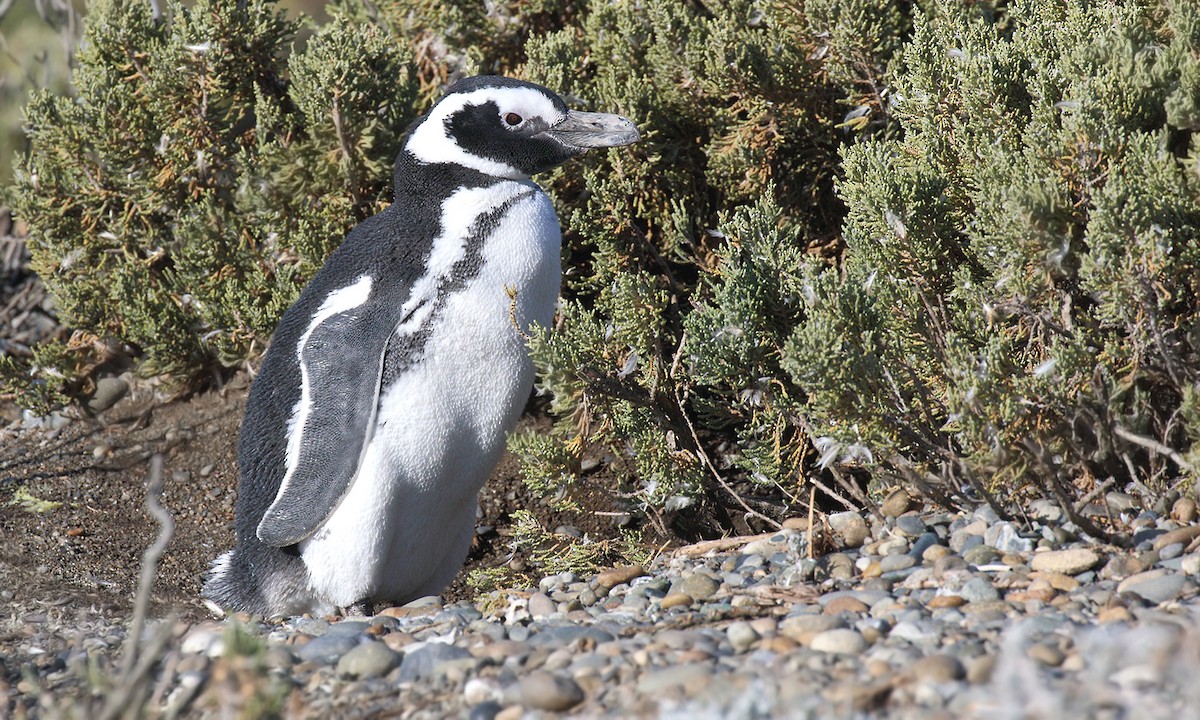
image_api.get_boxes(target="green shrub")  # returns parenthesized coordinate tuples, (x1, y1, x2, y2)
(789, 0, 1200, 509)
(11, 0, 1193, 538)
(4, 0, 417, 398)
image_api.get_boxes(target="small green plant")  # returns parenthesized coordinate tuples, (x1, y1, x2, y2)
(9, 485, 61, 513)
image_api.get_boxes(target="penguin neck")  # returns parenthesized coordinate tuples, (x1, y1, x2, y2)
(391, 151, 526, 206)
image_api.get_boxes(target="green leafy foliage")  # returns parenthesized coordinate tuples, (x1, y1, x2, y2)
(789, 0, 1200, 505)
(5, 0, 417, 396)
(9, 0, 1195, 539)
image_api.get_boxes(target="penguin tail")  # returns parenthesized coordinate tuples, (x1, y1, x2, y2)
(201, 545, 314, 618)
(201, 548, 269, 616)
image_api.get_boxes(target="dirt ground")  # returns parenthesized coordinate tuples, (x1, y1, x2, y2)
(0, 375, 630, 623)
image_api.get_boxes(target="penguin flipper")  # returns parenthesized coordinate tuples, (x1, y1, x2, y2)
(257, 303, 388, 547)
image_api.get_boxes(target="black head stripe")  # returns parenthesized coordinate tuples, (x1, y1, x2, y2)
(447, 100, 578, 176)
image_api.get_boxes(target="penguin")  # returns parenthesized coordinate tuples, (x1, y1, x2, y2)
(202, 76, 639, 617)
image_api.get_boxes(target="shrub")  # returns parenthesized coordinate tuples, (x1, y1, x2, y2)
(4, 0, 417, 402)
(788, 0, 1200, 517)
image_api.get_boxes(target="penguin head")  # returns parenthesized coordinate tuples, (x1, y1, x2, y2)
(404, 76, 640, 180)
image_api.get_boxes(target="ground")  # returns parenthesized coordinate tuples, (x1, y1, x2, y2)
(0, 375, 629, 624)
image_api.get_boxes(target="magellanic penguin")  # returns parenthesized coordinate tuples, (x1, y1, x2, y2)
(203, 76, 639, 617)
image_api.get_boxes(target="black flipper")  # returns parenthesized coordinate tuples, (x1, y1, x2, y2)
(256, 306, 390, 546)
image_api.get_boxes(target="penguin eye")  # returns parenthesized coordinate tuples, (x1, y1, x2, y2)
(503, 112, 523, 126)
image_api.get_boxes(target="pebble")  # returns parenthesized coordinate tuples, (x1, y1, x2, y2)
(828, 511, 869, 548)
(336, 640, 400, 679)
(14, 505, 1197, 719)
(881, 489, 913, 518)
(810, 628, 868, 655)
(1030, 548, 1101, 575)
(596, 565, 646, 588)
(517, 671, 585, 712)
(726, 621, 759, 653)
(1116, 570, 1188, 604)
(87, 377, 129, 413)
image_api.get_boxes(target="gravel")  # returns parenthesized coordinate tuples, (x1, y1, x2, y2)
(6, 503, 1200, 718)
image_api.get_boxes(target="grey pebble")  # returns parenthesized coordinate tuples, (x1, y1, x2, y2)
(726, 621, 759, 653)
(336, 640, 400, 679)
(959, 576, 1001, 603)
(678, 573, 721, 601)
(397, 643, 472, 683)
(895, 514, 927, 537)
(87, 377, 129, 413)
(518, 671, 585, 711)
(527, 625, 615, 647)
(810, 628, 867, 655)
(1117, 572, 1188, 604)
(296, 632, 361, 664)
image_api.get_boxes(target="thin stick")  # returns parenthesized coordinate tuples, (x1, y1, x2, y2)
(807, 484, 816, 560)
(675, 388, 782, 531)
(120, 453, 175, 678)
(1113, 424, 1196, 475)
(673, 531, 778, 558)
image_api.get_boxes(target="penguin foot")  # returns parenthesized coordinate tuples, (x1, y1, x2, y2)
(342, 600, 375, 617)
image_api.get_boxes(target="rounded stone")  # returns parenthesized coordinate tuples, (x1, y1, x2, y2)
(527, 592, 557, 618)
(336, 640, 400, 679)
(958, 576, 1000, 603)
(596, 565, 646, 589)
(1171, 497, 1197, 524)
(517, 671, 585, 712)
(894, 514, 926, 538)
(909, 654, 965, 682)
(1116, 570, 1188, 604)
(1029, 548, 1102, 575)
(881, 489, 913, 518)
(823, 596, 870, 615)
(922, 544, 953, 564)
(880, 554, 916, 573)
(87, 377, 129, 413)
(660, 592, 694, 610)
(726, 621, 759, 653)
(810, 628, 868, 655)
(828, 511, 869, 548)
(679, 574, 720, 601)
(1027, 643, 1065, 667)
(963, 545, 1000, 566)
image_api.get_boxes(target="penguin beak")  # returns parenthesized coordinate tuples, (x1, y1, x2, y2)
(545, 110, 640, 150)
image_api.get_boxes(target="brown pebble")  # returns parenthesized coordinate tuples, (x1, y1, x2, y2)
(365, 624, 386, 637)
(823, 596, 870, 615)
(782, 517, 811, 531)
(1151, 525, 1200, 551)
(596, 564, 647, 589)
(860, 561, 882, 579)
(1027, 643, 1065, 667)
(1171, 497, 1197, 524)
(926, 594, 966, 609)
(66, 527, 85, 537)
(382, 632, 415, 652)
(865, 658, 891, 678)
(922, 545, 952, 563)
(660, 593, 694, 610)
(881, 489, 912, 518)
(1098, 605, 1134, 624)
(967, 654, 995, 684)
(909, 653, 966, 682)
(1030, 570, 1080, 592)
(760, 636, 798, 654)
